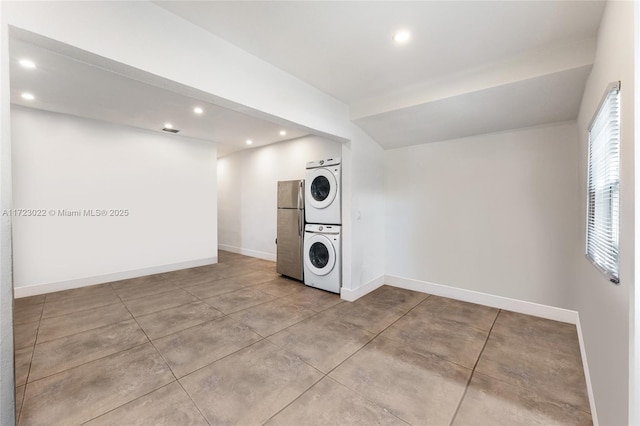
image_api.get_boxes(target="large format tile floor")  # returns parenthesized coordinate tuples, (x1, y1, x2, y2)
(13, 251, 592, 425)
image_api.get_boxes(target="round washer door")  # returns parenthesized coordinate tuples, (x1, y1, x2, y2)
(305, 234, 336, 276)
(306, 168, 337, 209)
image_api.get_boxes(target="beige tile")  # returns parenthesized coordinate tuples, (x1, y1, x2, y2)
(329, 337, 471, 425)
(245, 257, 277, 271)
(168, 261, 232, 276)
(202, 288, 277, 314)
(16, 385, 25, 420)
(229, 297, 316, 337)
(356, 285, 429, 312)
(279, 287, 344, 312)
(172, 267, 254, 288)
(453, 373, 593, 425)
(380, 308, 489, 368)
(476, 332, 590, 412)
(136, 301, 224, 340)
(85, 382, 208, 426)
(180, 340, 323, 425)
(14, 295, 45, 309)
(29, 319, 148, 382)
(123, 289, 198, 317)
(13, 304, 43, 326)
(253, 276, 307, 297)
(154, 317, 262, 378)
(44, 284, 115, 303)
(230, 269, 280, 286)
(322, 300, 406, 334)
(415, 296, 499, 331)
(37, 302, 132, 343)
(217, 250, 246, 261)
(15, 347, 32, 387)
(268, 312, 375, 373)
(14, 321, 39, 350)
(267, 377, 409, 426)
(183, 277, 249, 299)
(110, 273, 173, 290)
(20, 343, 174, 426)
(42, 292, 121, 319)
(492, 310, 580, 356)
(113, 279, 177, 301)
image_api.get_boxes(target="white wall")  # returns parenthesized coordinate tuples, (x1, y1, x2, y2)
(11, 107, 218, 295)
(342, 127, 386, 296)
(217, 135, 341, 260)
(1, 0, 388, 296)
(0, 0, 386, 410)
(572, 2, 636, 425)
(384, 122, 581, 309)
(0, 6, 15, 425)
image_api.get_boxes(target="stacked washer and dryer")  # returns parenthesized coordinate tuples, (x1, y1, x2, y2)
(303, 158, 342, 293)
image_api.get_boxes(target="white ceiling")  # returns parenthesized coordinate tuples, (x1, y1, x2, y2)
(9, 2, 607, 153)
(9, 33, 309, 158)
(156, 0, 606, 148)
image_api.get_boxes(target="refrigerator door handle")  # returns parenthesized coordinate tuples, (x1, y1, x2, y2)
(298, 180, 304, 236)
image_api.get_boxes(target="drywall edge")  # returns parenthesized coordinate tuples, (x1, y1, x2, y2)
(340, 275, 385, 301)
(576, 315, 600, 424)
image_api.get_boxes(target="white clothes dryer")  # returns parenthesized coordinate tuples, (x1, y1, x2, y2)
(305, 158, 341, 225)
(303, 224, 341, 294)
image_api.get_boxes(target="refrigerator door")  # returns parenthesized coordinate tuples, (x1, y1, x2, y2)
(277, 180, 304, 209)
(276, 208, 304, 281)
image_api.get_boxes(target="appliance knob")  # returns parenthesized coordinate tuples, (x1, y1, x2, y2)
(320, 160, 324, 165)
(319, 226, 323, 231)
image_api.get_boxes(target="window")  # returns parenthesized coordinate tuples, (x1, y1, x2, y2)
(586, 81, 621, 284)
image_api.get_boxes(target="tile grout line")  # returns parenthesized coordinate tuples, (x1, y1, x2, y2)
(322, 293, 432, 378)
(448, 309, 501, 426)
(259, 373, 326, 425)
(266, 292, 434, 426)
(98, 282, 215, 424)
(16, 300, 45, 425)
(84, 283, 181, 423)
(34, 313, 135, 346)
(16, 255, 274, 424)
(78, 381, 188, 426)
(40, 299, 121, 321)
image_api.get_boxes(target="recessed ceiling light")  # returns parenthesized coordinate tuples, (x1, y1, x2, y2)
(19, 59, 36, 69)
(279, 130, 287, 136)
(393, 30, 411, 44)
(194, 107, 203, 114)
(164, 123, 173, 129)
(246, 139, 253, 145)
(21, 92, 35, 101)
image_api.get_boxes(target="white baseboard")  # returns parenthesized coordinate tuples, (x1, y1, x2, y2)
(575, 316, 599, 424)
(14, 257, 217, 298)
(340, 275, 385, 302)
(384, 275, 579, 324)
(218, 244, 276, 262)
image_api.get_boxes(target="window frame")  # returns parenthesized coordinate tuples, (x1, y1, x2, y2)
(585, 80, 621, 284)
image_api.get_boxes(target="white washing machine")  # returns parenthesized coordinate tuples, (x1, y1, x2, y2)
(305, 158, 341, 225)
(303, 224, 341, 294)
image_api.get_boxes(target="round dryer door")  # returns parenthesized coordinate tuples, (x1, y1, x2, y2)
(305, 234, 336, 276)
(307, 168, 337, 209)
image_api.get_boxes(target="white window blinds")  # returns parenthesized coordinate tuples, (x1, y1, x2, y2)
(586, 81, 621, 284)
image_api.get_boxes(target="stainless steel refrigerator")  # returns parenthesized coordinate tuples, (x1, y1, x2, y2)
(276, 180, 304, 281)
